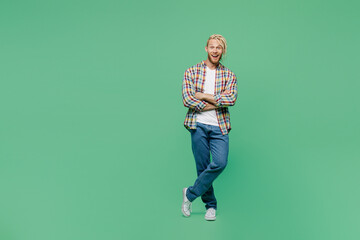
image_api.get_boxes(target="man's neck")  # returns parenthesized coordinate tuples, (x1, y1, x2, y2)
(204, 59, 219, 70)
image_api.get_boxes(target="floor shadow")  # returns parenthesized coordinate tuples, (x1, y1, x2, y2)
(181, 211, 205, 217)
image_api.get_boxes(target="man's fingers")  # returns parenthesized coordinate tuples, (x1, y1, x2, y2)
(195, 92, 202, 100)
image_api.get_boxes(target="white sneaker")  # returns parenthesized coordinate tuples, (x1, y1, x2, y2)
(205, 208, 216, 221)
(181, 188, 192, 217)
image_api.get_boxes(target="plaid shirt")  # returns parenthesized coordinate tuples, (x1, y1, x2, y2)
(182, 60, 238, 135)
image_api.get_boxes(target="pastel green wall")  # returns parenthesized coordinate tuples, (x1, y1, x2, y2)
(1, 0, 359, 239)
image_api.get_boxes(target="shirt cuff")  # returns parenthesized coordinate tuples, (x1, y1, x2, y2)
(195, 100, 207, 112)
(213, 94, 222, 107)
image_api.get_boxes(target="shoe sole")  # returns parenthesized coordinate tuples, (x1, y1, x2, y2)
(182, 188, 190, 217)
(205, 217, 216, 221)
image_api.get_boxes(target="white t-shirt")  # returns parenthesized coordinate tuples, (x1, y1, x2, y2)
(196, 66, 219, 126)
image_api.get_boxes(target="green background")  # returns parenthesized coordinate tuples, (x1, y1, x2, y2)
(1, 0, 359, 239)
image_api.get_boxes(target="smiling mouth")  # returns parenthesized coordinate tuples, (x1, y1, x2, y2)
(211, 55, 219, 58)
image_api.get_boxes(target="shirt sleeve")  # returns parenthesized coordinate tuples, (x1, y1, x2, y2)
(182, 69, 207, 112)
(213, 72, 238, 107)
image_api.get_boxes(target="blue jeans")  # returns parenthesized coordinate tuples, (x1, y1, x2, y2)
(186, 122, 229, 210)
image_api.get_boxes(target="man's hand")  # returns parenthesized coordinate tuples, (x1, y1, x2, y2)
(195, 92, 204, 100)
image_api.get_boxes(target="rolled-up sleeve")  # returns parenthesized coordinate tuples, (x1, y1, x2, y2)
(182, 69, 207, 112)
(213, 72, 238, 107)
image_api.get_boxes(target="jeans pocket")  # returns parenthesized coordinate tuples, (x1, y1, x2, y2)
(187, 128, 195, 133)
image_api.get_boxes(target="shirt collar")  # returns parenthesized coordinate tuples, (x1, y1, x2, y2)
(201, 60, 223, 70)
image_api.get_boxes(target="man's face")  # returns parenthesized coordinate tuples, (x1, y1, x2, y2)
(205, 39, 223, 64)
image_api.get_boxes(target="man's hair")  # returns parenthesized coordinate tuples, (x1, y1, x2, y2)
(206, 34, 227, 56)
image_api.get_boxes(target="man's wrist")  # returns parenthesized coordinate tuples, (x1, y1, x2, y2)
(202, 103, 217, 111)
(202, 93, 213, 100)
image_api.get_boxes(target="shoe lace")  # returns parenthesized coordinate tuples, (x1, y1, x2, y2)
(207, 208, 215, 215)
(185, 201, 192, 213)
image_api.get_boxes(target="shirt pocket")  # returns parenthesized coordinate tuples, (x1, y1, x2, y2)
(215, 78, 227, 94)
(195, 74, 204, 92)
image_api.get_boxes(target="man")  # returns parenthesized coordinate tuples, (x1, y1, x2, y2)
(181, 34, 238, 221)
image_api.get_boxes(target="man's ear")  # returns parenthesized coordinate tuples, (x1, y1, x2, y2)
(205, 46, 208, 53)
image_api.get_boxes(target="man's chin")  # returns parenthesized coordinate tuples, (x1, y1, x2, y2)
(210, 59, 220, 64)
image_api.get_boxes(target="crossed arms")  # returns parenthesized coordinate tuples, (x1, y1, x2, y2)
(194, 92, 231, 111)
(182, 69, 238, 112)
